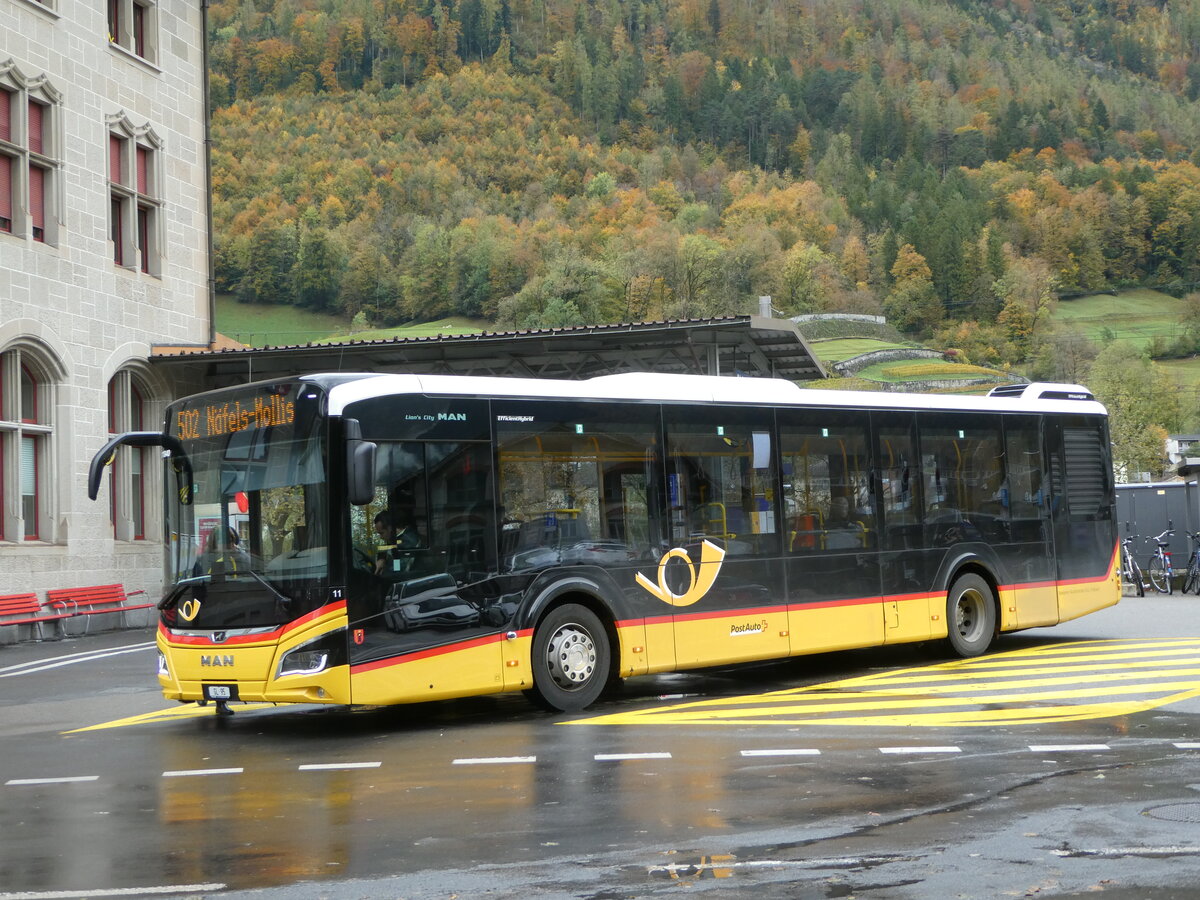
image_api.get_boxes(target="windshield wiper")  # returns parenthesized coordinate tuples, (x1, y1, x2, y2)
(241, 567, 294, 610)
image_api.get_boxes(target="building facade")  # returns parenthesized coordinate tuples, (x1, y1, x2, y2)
(1, 0, 210, 617)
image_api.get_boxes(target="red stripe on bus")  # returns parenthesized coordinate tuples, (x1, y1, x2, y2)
(350, 630, 525, 674)
(163, 600, 346, 646)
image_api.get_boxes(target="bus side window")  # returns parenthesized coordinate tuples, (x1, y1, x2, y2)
(665, 409, 779, 557)
(779, 413, 872, 554)
(495, 401, 661, 571)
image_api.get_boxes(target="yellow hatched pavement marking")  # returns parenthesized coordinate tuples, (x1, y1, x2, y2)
(576, 639, 1200, 727)
(65, 703, 279, 733)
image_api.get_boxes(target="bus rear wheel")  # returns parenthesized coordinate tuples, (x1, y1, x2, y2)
(946, 574, 996, 658)
(528, 604, 611, 712)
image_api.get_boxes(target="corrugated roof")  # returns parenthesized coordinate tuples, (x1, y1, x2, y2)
(150, 315, 827, 390)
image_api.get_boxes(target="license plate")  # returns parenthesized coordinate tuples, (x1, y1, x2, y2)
(203, 684, 237, 701)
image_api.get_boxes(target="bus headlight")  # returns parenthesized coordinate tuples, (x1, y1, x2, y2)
(278, 649, 329, 677)
(276, 630, 346, 678)
(157, 651, 169, 678)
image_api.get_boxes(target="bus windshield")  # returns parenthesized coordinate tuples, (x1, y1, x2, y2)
(164, 382, 329, 630)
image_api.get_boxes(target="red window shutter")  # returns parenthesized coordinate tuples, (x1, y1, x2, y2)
(30, 166, 45, 236)
(0, 156, 11, 226)
(110, 135, 123, 184)
(136, 147, 148, 194)
(28, 101, 43, 155)
(0, 90, 11, 142)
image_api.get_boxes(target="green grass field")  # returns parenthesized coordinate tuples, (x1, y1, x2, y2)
(215, 295, 486, 347)
(1052, 289, 1187, 352)
(1052, 289, 1200, 426)
(808, 338, 912, 363)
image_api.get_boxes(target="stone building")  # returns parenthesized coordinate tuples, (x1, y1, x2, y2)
(1, 0, 211, 608)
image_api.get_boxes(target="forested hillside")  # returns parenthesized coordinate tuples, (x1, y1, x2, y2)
(208, 0, 1200, 385)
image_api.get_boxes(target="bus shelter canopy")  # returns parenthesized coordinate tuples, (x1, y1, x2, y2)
(151, 315, 827, 392)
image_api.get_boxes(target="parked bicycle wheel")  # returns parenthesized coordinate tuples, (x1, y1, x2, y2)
(1185, 558, 1200, 594)
(1148, 555, 1172, 594)
(1130, 558, 1145, 597)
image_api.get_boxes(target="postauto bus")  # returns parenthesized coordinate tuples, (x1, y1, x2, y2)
(89, 373, 1118, 714)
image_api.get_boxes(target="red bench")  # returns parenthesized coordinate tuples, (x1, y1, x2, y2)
(0, 593, 72, 640)
(46, 584, 154, 634)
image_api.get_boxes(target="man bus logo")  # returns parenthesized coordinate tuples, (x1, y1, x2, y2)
(636, 540, 726, 607)
(200, 655, 234, 667)
(179, 599, 201, 622)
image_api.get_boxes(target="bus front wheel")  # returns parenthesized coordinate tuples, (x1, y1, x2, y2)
(946, 574, 996, 658)
(528, 604, 611, 712)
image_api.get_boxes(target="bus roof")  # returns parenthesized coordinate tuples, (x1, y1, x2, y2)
(317, 372, 1108, 418)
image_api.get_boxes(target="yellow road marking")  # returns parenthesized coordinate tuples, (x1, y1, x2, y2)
(576, 638, 1200, 727)
(65, 703, 278, 733)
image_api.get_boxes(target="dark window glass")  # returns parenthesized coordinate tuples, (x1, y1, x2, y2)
(779, 412, 873, 553)
(497, 402, 660, 571)
(918, 415, 1005, 544)
(664, 407, 778, 557)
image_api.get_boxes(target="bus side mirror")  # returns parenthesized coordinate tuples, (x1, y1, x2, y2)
(344, 418, 376, 506)
(89, 431, 193, 505)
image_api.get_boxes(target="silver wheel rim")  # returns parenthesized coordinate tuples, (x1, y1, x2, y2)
(954, 587, 987, 643)
(545, 623, 597, 690)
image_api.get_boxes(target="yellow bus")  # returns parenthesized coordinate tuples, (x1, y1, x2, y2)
(90, 373, 1118, 714)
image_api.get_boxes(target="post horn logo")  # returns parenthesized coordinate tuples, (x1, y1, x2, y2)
(636, 540, 726, 607)
(179, 598, 201, 622)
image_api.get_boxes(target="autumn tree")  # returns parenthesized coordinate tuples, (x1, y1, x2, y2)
(883, 243, 942, 334)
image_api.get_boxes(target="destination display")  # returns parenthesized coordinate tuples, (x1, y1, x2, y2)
(175, 394, 295, 441)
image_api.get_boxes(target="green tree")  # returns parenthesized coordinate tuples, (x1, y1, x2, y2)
(1088, 342, 1180, 480)
(237, 221, 298, 306)
(293, 218, 346, 311)
(883, 243, 942, 334)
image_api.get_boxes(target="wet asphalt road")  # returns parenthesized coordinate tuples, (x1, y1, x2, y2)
(1, 593, 1199, 900)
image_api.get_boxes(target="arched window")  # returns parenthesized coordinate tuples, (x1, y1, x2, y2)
(0, 346, 55, 542)
(107, 369, 151, 540)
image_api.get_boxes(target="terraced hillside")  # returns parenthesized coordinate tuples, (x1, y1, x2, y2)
(806, 338, 1017, 393)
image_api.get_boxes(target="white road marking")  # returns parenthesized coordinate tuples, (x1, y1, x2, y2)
(452, 756, 537, 765)
(880, 746, 961, 754)
(297, 762, 382, 771)
(594, 752, 672, 761)
(5, 776, 99, 785)
(739, 748, 821, 757)
(1053, 846, 1200, 858)
(649, 855, 917, 875)
(0, 884, 226, 899)
(1029, 744, 1111, 752)
(162, 768, 244, 777)
(0, 642, 155, 678)
(1174, 742, 1200, 749)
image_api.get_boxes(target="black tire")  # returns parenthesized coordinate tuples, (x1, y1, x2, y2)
(1184, 560, 1199, 595)
(946, 573, 997, 658)
(1149, 556, 1171, 594)
(1131, 559, 1145, 597)
(527, 604, 611, 712)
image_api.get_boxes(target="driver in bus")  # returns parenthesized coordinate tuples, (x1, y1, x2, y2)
(194, 525, 251, 578)
(374, 510, 420, 575)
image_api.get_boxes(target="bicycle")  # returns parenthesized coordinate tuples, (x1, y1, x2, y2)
(1146, 526, 1175, 595)
(1120, 532, 1145, 597)
(1183, 531, 1200, 594)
